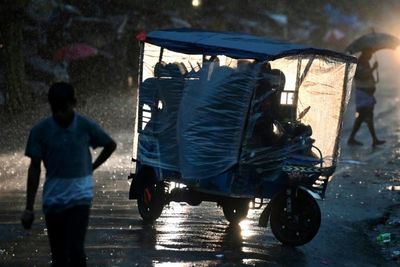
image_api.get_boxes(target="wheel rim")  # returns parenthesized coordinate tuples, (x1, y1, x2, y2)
(143, 188, 152, 205)
(138, 182, 164, 222)
(278, 207, 316, 238)
(270, 189, 321, 246)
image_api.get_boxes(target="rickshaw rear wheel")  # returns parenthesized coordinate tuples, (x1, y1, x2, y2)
(137, 181, 165, 223)
(270, 188, 321, 246)
(222, 198, 250, 224)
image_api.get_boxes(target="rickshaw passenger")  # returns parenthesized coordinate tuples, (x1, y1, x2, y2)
(137, 62, 174, 131)
(138, 62, 187, 166)
(140, 61, 187, 129)
(139, 62, 187, 169)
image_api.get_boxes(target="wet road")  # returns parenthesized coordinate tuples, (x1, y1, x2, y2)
(2, 53, 400, 266)
(0, 162, 393, 267)
(0, 123, 395, 266)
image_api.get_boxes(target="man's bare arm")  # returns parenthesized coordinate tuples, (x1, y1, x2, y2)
(92, 140, 117, 171)
(21, 157, 41, 229)
(25, 157, 41, 211)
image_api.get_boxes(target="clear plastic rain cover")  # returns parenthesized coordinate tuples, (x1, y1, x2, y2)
(133, 43, 356, 181)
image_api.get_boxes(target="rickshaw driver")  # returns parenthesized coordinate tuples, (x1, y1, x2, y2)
(250, 66, 286, 147)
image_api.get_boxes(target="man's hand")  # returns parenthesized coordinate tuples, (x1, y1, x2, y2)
(21, 209, 35, 229)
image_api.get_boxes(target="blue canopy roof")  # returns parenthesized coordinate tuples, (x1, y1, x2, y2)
(145, 29, 356, 62)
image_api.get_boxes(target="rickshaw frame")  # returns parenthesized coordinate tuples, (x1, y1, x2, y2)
(128, 29, 356, 246)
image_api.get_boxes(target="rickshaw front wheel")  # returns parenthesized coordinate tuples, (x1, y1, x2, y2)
(222, 198, 250, 224)
(137, 181, 165, 223)
(270, 188, 321, 246)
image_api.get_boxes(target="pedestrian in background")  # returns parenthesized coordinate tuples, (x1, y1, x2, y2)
(21, 82, 116, 267)
(347, 49, 386, 147)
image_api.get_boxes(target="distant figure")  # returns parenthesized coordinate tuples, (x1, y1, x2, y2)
(347, 49, 385, 147)
(21, 82, 116, 266)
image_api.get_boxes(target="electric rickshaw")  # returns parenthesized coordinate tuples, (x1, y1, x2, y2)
(128, 29, 357, 246)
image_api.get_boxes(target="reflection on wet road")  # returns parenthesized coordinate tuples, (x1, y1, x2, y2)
(87, 199, 307, 267)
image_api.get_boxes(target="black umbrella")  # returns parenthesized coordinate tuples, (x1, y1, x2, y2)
(346, 32, 400, 54)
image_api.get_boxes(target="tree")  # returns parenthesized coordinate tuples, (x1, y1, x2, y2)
(0, 0, 29, 113)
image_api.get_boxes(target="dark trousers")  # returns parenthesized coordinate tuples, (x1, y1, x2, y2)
(349, 107, 378, 141)
(45, 205, 90, 267)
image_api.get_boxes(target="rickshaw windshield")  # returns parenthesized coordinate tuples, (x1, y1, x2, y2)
(271, 56, 356, 166)
(242, 55, 356, 171)
(132, 30, 356, 181)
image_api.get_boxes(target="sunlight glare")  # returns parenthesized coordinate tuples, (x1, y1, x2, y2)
(239, 219, 254, 238)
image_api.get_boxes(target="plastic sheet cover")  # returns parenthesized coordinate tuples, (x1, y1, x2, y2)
(134, 42, 356, 182)
(178, 63, 257, 180)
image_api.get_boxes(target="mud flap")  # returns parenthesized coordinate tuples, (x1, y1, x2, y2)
(258, 202, 272, 227)
(128, 173, 140, 199)
(300, 186, 322, 200)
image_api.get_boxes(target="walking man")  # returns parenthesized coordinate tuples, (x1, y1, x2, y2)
(21, 82, 117, 266)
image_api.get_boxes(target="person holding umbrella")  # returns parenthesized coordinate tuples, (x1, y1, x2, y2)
(347, 48, 385, 146)
(346, 31, 400, 146)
